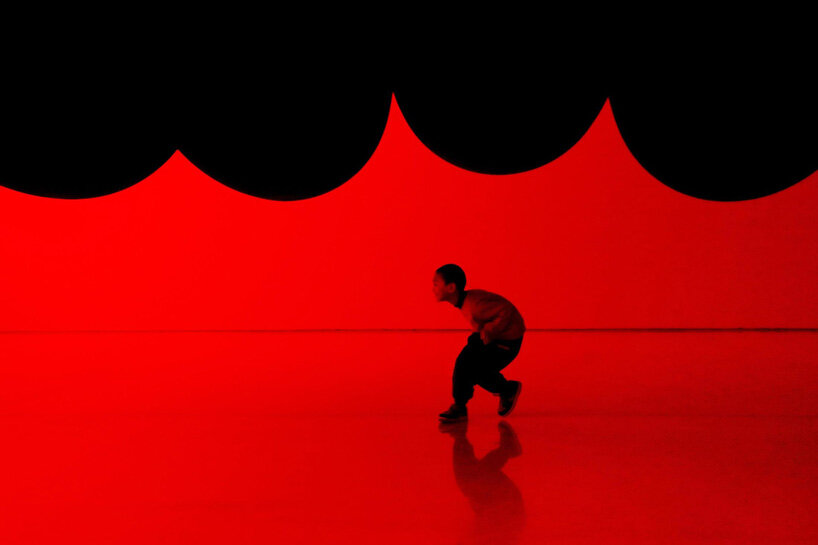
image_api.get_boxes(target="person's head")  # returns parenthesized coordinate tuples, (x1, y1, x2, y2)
(433, 264, 466, 304)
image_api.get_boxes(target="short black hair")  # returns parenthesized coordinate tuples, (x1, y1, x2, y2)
(436, 264, 466, 293)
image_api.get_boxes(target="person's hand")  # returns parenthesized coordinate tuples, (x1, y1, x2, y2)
(480, 330, 491, 345)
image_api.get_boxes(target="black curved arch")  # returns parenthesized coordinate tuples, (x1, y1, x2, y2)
(175, 56, 392, 201)
(608, 35, 817, 201)
(0, 49, 176, 199)
(611, 63, 818, 201)
(0, 43, 814, 202)
(394, 56, 608, 175)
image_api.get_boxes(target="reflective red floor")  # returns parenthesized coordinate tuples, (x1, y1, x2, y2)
(2, 332, 817, 543)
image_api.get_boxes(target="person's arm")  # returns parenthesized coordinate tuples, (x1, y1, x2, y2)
(479, 306, 514, 344)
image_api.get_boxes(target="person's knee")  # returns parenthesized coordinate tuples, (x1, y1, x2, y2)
(454, 350, 470, 370)
(454, 363, 476, 385)
(467, 332, 485, 349)
(456, 341, 480, 362)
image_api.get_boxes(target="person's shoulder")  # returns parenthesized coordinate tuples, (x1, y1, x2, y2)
(468, 289, 506, 303)
(477, 289, 520, 309)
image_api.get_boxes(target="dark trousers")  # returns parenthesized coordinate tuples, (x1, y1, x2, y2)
(453, 332, 523, 406)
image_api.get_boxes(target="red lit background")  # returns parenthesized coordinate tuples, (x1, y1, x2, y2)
(1, 97, 816, 331)
(3, 96, 818, 545)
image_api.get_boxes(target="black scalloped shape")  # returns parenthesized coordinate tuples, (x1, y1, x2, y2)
(394, 55, 608, 175)
(0, 49, 176, 199)
(176, 57, 392, 201)
(609, 40, 817, 201)
(0, 43, 392, 202)
(0, 40, 814, 202)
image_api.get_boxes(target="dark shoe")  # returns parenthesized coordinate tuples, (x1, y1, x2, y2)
(498, 381, 522, 417)
(439, 404, 468, 422)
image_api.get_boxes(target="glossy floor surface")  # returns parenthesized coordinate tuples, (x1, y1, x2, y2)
(2, 331, 817, 543)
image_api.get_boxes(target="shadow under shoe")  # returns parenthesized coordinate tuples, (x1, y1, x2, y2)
(438, 419, 468, 436)
(497, 421, 523, 457)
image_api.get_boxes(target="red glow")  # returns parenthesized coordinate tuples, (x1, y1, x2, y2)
(2, 332, 818, 543)
(2, 96, 817, 543)
(0, 98, 815, 331)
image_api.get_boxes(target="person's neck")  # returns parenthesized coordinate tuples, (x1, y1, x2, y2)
(454, 290, 466, 309)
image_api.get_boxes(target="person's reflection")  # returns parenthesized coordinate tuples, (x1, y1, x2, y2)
(439, 420, 525, 544)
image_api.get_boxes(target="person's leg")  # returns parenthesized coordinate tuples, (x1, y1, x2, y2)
(474, 340, 521, 396)
(452, 333, 482, 406)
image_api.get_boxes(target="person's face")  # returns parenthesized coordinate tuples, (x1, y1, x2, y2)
(432, 273, 456, 302)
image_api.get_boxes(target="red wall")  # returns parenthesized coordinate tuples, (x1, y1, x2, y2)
(1, 97, 816, 330)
